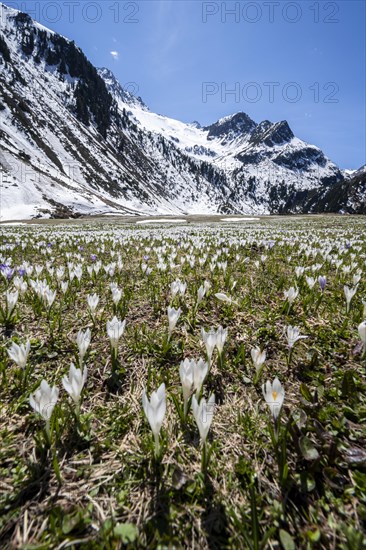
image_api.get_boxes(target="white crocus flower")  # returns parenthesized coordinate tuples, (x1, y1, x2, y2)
(216, 326, 228, 356)
(29, 380, 59, 438)
(180, 359, 194, 416)
(295, 266, 305, 278)
(197, 285, 206, 305)
(56, 267, 65, 281)
(13, 277, 27, 294)
(62, 363, 87, 406)
(251, 347, 266, 372)
(344, 285, 358, 313)
(61, 281, 69, 294)
(201, 328, 217, 363)
(283, 286, 298, 304)
(142, 383, 166, 455)
(167, 306, 181, 338)
(204, 280, 211, 293)
(358, 321, 366, 357)
(44, 288, 56, 309)
(286, 325, 308, 349)
(7, 339, 31, 369)
(193, 358, 209, 396)
(305, 276, 316, 289)
(179, 281, 187, 296)
(87, 293, 99, 313)
(171, 280, 181, 298)
(106, 316, 126, 349)
(262, 377, 285, 420)
(179, 358, 209, 416)
(111, 287, 122, 306)
(76, 328, 91, 365)
(215, 292, 236, 305)
(191, 394, 215, 444)
(6, 290, 19, 314)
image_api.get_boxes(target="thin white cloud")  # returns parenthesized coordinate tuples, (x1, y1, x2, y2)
(110, 50, 119, 61)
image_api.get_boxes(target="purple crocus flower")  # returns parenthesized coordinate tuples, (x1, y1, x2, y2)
(18, 268, 26, 277)
(90, 254, 97, 261)
(318, 276, 326, 292)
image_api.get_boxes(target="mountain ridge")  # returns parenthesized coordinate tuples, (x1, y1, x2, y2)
(0, 2, 361, 221)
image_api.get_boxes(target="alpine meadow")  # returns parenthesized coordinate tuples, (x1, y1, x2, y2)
(0, 1, 366, 549)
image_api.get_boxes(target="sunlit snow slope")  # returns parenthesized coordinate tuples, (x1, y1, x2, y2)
(0, 3, 348, 220)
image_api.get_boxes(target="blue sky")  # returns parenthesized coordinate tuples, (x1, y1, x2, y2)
(4, 0, 365, 169)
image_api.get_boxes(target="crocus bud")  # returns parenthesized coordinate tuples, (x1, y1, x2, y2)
(76, 328, 91, 365)
(29, 380, 59, 437)
(216, 326, 228, 356)
(62, 363, 87, 404)
(107, 316, 126, 349)
(167, 306, 181, 337)
(191, 394, 215, 444)
(251, 347, 266, 372)
(142, 383, 166, 455)
(201, 328, 217, 362)
(87, 293, 99, 312)
(358, 321, 366, 356)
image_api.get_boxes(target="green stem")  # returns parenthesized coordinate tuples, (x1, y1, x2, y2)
(250, 485, 259, 550)
(45, 421, 51, 447)
(154, 432, 160, 457)
(201, 441, 207, 474)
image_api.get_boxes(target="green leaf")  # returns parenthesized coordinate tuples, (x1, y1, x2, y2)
(300, 383, 313, 403)
(341, 371, 356, 398)
(279, 529, 295, 550)
(306, 527, 321, 542)
(113, 523, 138, 543)
(352, 471, 366, 493)
(300, 472, 316, 492)
(62, 509, 84, 535)
(299, 436, 320, 461)
(292, 408, 307, 429)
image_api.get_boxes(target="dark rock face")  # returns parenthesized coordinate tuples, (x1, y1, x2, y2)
(204, 112, 257, 142)
(273, 147, 327, 170)
(249, 120, 294, 147)
(235, 151, 262, 165)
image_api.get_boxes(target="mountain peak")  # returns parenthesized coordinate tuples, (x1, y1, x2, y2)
(97, 67, 147, 111)
(249, 119, 294, 147)
(1, 2, 57, 36)
(204, 112, 257, 143)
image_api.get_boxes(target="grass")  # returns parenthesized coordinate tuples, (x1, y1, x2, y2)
(0, 215, 365, 549)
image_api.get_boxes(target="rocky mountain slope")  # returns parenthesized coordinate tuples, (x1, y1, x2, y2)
(0, 2, 354, 220)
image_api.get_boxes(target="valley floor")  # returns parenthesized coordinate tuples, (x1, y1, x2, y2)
(0, 215, 365, 549)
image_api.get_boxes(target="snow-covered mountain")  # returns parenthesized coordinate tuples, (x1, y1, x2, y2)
(0, 3, 346, 220)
